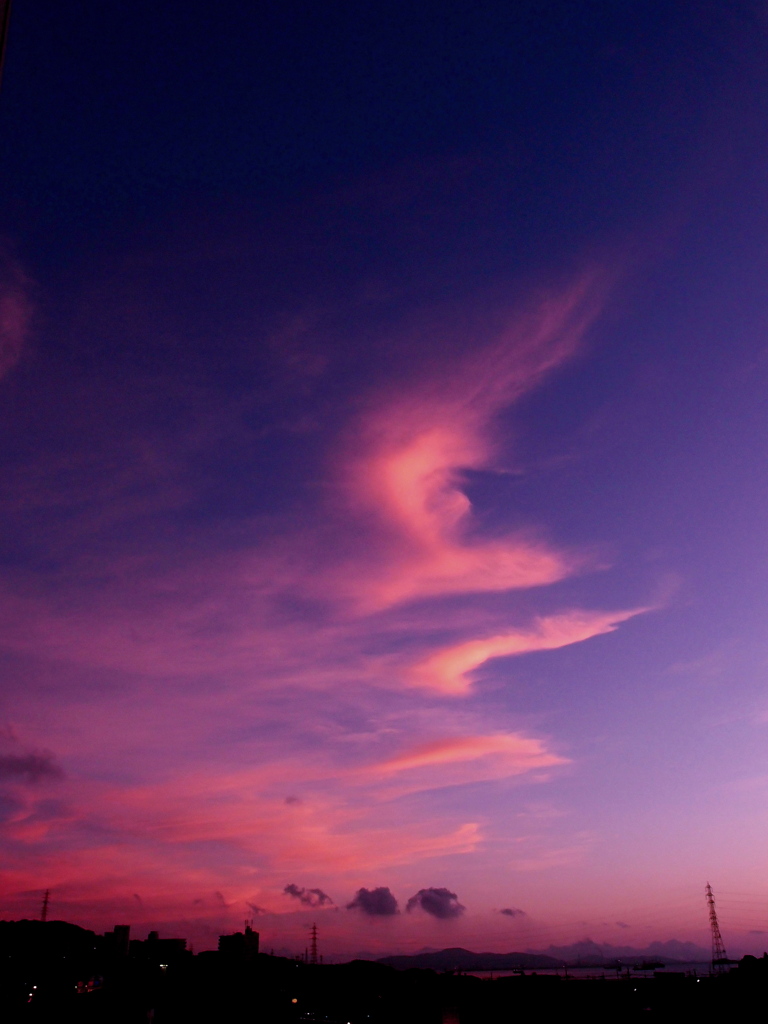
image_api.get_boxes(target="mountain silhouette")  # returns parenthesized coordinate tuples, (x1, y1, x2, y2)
(377, 947, 565, 970)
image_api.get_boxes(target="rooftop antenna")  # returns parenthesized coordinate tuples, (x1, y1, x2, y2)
(705, 882, 728, 974)
(309, 922, 318, 965)
(41, 889, 50, 923)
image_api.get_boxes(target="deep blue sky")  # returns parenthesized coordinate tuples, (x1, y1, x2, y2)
(2, 2, 757, 259)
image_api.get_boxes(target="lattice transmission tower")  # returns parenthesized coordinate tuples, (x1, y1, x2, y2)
(309, 923, 318, 965)
(705, 882, 728, 973)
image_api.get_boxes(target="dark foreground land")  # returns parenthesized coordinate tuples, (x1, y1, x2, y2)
(3, 920, 767, 1023)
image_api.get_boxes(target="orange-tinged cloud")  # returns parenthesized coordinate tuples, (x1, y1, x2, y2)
(376, 733, 568, 775)
(356, 424, 572, 607)
(362, 731, 568, 799)
(343, 274, 607, 609)
(0, 265, 646, 946)
(409, 608, 648, 694)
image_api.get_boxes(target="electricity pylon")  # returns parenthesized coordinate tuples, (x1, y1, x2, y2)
(705, 882, 728, 973)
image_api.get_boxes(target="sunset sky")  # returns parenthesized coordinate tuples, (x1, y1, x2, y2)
(3, 1, 768, 957)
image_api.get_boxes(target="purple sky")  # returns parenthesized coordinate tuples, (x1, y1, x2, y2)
(2, 2, 768, 956)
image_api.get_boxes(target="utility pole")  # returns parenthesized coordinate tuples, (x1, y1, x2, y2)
(309, 922, 318, 965)
(705, 882, 728, 974)
(0, 1, 12, 94)
(41, 889, 50, 923)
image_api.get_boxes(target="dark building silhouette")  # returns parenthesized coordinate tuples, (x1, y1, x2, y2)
(6, 915, 768, 1023)
(218, 925, 259, 960)
(103, 924, 130, 958)
(129, 929, 188, 965)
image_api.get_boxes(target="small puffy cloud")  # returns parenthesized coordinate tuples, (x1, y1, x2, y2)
(0, 753, 64, 783)
(499, 907, 526, 918)
(247, 902, 267, 916)
(284, 795, 302, 805)
(749, 929, 766, 935)
(347, 886, 399, 916)
(283, 883, 334, 908)
(406, 887, 465, 919)
(615, 921, 630, 929)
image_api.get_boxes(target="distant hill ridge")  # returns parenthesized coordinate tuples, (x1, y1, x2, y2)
(377, 948, 565, 970)
(543, 938, 709, 964)
(377, 939, 710, 971)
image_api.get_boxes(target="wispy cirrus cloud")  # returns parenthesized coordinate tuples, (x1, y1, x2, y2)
(0, 270, 632, 697)
(407, 608, 649, 695)
(338, 274, 607, 612)
(0, 262, 646, 943)
(374, 734, 567, 777)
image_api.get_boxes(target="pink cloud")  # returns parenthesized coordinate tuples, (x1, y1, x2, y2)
(0, 273, 617, 687)
(374, 734, 568, 774)
(339, 273, 607, 610)
(0, 762, 487, 906)
(408, 608, 649, 694)
(0, 720, 565, 911)
(365, 732, 568, 798)
(0, 263, 656, 948)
